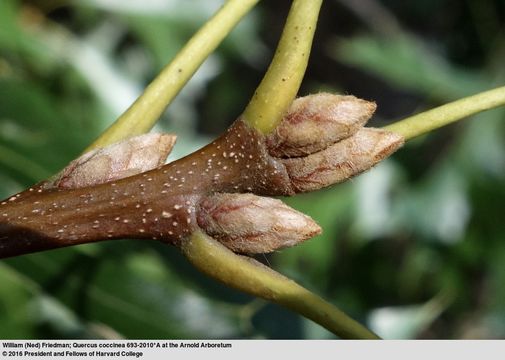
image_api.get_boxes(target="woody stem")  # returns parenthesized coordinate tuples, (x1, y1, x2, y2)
(0, 121, 291, 259)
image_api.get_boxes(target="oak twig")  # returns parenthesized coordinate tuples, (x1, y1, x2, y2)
(0, 113, 402, 259)
(2, 0, 504, 341)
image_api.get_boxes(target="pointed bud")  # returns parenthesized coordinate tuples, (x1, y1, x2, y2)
(267, 93, 376, 158)
(282, 128, 404, 193)
(197, 193, 321, 254)
(50, 133, 176, 189)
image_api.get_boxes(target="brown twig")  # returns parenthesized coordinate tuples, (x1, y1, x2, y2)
(0, 120, 285, 257)
(0, 95, 403, 259)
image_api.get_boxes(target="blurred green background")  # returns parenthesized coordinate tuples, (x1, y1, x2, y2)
(1, 0, 504, 339)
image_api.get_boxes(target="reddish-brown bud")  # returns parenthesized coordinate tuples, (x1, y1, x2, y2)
(49, 133, 176, 189)
(197, 193, 321, 254)
(267, 93, 376, 158)
(282, 128, 404, 192)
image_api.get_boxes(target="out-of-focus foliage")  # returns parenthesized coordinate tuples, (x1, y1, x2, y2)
(1, 0, 504, 339)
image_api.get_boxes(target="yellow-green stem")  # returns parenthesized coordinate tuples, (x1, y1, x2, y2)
(182, 231, 380, 340)
(242, 0, 323, 134)
(86, 0, 260, 151)
(385, 85, 505, 140)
